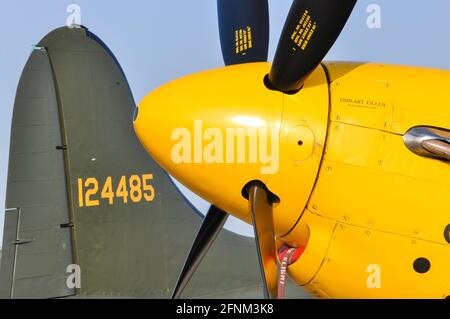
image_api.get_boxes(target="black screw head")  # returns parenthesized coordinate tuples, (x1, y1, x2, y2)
(413, 257, 431, 274)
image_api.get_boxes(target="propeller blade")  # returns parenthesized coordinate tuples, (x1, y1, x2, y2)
(171, 205, 228, 299)
(248, 183, 278, 299)
(217, 0, 269, 65)
(269, 0, 357, 92)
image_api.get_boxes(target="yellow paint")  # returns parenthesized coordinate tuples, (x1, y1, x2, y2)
(267, 67, 329, 236)
(135, 62, 328, 236)
(116, 176, 129, 204)
(129, 175, 143, 203)
(305, 221, 449, 299)
(142, 174, 156, 202)
(101, 176, 114, 205)
(282, 210, 337, 286)
(291, 10, 317, 50)
(77, 178, 84, 207)
(136, 63, 281, 225)
(135, 61, 450, 298)
(77, 175, 156, 207)
(326, 62, 450, 134)
(235, 27, 253, 55)
(308, 123, 449, 244)
(285, 62, 450, 298)
(84, 178, 99, 207)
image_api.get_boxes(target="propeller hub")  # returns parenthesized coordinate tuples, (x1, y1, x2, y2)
(135, 62, 330, 238)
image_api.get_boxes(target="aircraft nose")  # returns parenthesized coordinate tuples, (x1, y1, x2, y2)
(134, 63, 284, 224)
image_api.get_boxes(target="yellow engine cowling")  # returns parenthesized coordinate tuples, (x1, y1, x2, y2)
(287, 62, 450, 299)
(135, 61, 449, 299)
(134, 62, 329, 239)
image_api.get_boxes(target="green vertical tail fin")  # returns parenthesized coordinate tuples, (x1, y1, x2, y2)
(0, 26, 308, 299)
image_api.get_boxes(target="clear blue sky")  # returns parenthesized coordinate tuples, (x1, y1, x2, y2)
(1, 0, 450, 245)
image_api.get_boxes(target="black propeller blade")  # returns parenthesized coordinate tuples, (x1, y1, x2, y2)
(172, 2, 356, 299)
(217, 0, 270, 65)
(246, 182, 279, 299)
(269, 0, 357, 92)
(171, 205, 228, 299)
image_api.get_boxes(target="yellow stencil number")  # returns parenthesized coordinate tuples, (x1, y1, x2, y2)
(129, 175, 143, 203)
(77, 174, 156, 207)
(116, 176, 129, 204)
(85, 178, 100, 207)
(101, 177, 114, 205)
(142, 174, 155, 202)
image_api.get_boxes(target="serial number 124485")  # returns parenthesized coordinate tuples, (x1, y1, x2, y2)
(77, 174, 156, 207)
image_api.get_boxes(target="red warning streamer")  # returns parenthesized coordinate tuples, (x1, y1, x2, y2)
(277, 245, 305, 299)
